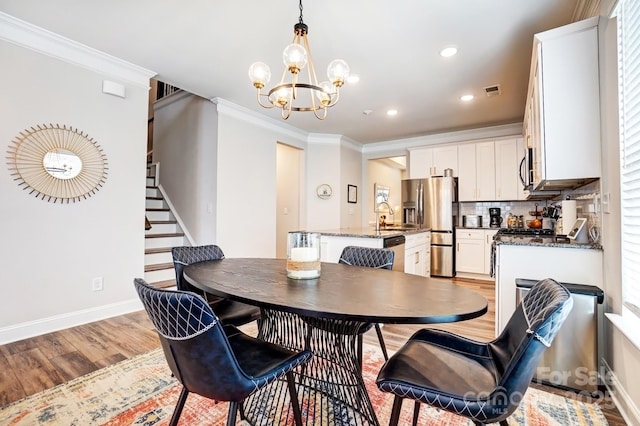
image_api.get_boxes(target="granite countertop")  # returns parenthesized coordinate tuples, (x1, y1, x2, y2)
(494, 235, 603, 250)
(313, 227, 431, 239)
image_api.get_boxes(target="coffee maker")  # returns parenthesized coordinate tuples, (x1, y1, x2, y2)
(489, 207, 502, 228)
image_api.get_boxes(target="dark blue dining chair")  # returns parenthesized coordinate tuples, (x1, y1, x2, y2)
(134, 278, 312, 426)
(339, 246, 395, 365)
(172, 245, 261, 326)
(376, 278, 573, 426)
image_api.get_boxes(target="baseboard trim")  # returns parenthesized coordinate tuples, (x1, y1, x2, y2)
(0, 298, 143, 345)
(602, 358, 640, 426)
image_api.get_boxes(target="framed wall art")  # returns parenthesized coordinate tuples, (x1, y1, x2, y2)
(348, 184, 357, 203)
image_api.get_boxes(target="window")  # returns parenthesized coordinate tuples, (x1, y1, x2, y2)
(616, 0, 640, 319)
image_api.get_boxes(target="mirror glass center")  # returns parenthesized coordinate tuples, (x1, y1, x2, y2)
(43, 149, 82, 179)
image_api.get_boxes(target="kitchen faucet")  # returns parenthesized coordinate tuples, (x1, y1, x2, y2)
(375, 201, 394, 232)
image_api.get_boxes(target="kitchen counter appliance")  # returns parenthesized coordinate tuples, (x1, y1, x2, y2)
(401, 177, 458, 277)
(383, 235, 405, 272)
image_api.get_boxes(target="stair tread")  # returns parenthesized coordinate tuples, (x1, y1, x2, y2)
(145, 262, 174, 272)
(146, 186, 158, 189)
(145, 247, 173, 254)
(146, 207, 170, 212)
(152, 279, 176, 289)
(146, 196, 163, 200)
(148, 220, 176, 224)
(146, 232, 184, 238)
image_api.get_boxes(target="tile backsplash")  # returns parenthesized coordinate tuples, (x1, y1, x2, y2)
(458, 181, 601, 241)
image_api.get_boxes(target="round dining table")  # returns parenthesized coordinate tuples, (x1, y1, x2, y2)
(184, 258, 488, 426)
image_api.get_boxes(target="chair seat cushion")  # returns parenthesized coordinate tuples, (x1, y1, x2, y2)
(209, 299, 261, 326)
(224, 325, 312, 380)
(377, 329, 498, 400)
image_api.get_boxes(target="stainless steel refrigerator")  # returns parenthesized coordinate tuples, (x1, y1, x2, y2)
(401, 177, 459, 277)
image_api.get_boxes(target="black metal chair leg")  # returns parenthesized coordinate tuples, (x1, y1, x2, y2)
(411, 401, 421, 426)
(286, 371, 304, 426)
(357, 334, 364, 370)
(500, 420, 509, 426)
(169, 387, 189, 426)
(388, 396, 403, 426)
(227, 401, 238, 426)
(374, 323, 389, 361)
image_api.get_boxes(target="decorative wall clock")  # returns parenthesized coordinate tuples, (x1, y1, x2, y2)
(316, 183, 332, 199)
(6, 123, 108, 203)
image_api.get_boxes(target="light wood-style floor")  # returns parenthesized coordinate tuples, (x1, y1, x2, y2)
(0, 278, 626, 425)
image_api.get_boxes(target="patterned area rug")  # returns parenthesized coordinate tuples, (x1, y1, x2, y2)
(0, 346, 608, 425)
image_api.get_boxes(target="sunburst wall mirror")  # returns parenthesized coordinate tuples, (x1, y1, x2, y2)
(6, 124, 108, 203)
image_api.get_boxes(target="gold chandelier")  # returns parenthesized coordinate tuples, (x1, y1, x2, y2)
(248, 0, 349, 120)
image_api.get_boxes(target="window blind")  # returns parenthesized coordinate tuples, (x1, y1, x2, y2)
(616, 0, 640, 318)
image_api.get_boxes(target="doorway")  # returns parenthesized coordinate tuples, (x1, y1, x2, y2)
(276, 143, 302, 258)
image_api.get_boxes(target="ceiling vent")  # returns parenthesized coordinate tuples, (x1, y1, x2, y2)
(483, 84, 501, 97)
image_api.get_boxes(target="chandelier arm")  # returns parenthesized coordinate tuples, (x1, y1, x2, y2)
(313, 107, 328, 120)
(256, 90, 276, 109)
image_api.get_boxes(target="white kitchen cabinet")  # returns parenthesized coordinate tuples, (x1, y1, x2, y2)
(494, 138, 522, 201)
(408, 146, 458, 179)
(525, 17, 601, 189)
(456, 229, 497, 276)
(495, 244, 603, 336)
(404, 231, 430, 277)
(456, 229, 485, 273)
(457, 141, 495, 201)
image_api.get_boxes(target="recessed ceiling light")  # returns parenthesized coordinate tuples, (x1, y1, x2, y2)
(460, 94, 474, 102)
(347, 74, 360, 84)
(440, 47, 458, 58)
(387, 109, 398, 116)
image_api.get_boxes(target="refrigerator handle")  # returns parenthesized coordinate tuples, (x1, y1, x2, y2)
(418, 184, 424, 227)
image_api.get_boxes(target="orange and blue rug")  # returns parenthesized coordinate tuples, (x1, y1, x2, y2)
(0, 346, 609, 425)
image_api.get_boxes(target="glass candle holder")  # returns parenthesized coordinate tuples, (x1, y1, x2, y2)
(286, 232, 321, 279)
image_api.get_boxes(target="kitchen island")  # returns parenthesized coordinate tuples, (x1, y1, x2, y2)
(314, 227, 431, 277)
(494, 236, 603, 335)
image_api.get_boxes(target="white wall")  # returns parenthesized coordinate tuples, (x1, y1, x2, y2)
(306, 135, 343, 231)
(597, 3, 640, 423)
(153, 93, 218, 245)
(0, 35, 151, 342)
(367, 159, 404, 226)
(340, 143, 363, 229)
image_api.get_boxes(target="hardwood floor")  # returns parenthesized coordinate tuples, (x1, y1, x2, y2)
(0, 278, 626, 425)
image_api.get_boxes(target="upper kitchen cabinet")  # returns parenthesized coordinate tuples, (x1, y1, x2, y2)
(524, 17, 601, 191)
(495, 138, 523, 201)
(458, 141, 495, 201)
(408, 145, 458, 179)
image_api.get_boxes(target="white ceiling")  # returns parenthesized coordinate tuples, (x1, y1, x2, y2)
(0, 0, 583, 144)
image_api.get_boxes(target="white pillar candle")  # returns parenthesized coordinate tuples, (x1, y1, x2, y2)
(290, 247, 318, 261)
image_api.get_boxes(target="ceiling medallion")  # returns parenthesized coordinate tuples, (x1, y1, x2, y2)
(6, 124, 108, 203)
(248, 0, 349, 120)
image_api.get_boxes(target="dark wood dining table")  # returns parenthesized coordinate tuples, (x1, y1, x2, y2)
(184, 258, 488, 426)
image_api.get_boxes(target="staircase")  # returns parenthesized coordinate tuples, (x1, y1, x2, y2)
(144, 166, 186, 288)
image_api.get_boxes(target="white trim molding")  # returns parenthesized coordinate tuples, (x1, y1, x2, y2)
(0, 298, 143, 345)
(602, 357, 640, 426)
(0, 12, 155, 88)
(212, 97, 309, 143)
(157, 183, 196, 246)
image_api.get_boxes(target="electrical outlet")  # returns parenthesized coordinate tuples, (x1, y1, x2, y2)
(92, 277, 104, 291)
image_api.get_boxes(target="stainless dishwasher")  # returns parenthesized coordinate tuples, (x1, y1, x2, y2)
(383, 235, 405, 272)
(516, 278, 604, 394)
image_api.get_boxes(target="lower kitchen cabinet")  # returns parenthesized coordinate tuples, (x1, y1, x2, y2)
(456, 229, 497, 277)
(404, 231, 431, 277)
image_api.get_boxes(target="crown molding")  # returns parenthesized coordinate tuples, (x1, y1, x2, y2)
(0, 12, 155, 88)
(212, 97, 309, 144)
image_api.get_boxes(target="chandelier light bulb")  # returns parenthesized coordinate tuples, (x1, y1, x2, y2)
(248, 62, 271, 88)
(327, 59, 350, 87)
(283, 43, 308, 73)
(316, 81, 334, 105)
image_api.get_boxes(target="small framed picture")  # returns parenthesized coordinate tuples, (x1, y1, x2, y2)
(348, 184, 357, 203)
